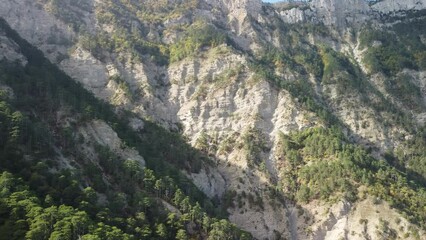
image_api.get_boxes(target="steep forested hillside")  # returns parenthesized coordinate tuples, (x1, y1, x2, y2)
(0, 19, 250, 239)
(0, 0, 426, 239)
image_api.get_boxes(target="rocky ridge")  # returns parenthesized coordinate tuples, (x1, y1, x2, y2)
(277, 0, 426, 26)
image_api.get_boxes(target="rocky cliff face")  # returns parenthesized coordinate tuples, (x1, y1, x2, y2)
(371, 0, 426, 13)
(1, 0, 426, 239)
(0, 28, 27, 65)
(310, 0, 370, 27)
(278, 0, 426, 27)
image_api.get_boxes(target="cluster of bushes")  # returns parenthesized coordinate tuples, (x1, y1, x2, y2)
(248, 52, 338, 127)
(76, 0, 231, 65)
(394, 126, 426, 185)
(384, 74, 423, 110)
(278, 127, 426, 228)
(45, 0, 237, 68)
(320, 47, 358, 82)
(78, 28, 169, 65)
(46, 0, 90, 31)
(136, 0, 199, 22)
(169, 23, 228, 62)
(278, 128, 363, 203)
(360, 15, 426, 76)
(241, 128, 269, 168)
(358, 18, 425, 113)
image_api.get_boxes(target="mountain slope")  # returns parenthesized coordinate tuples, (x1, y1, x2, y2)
(1, 0, 426, 239)
(0, 19, 251, 239)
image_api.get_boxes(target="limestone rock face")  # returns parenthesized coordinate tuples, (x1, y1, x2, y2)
(291, 197, 423, 240)
(278, 7, 307, 24)
(0, 0, 74, 63)
(186, 167, 226, 199)
(0, 28, 27, 65)
(207, 0, 262, 15)
(278, 0, 426, 27)
(310, 0, 370, 27)
(79, 120, 146, 168)
(371, 0, 426, 13)
(61, 47, 109, 94)
(201, 0, 264, 51)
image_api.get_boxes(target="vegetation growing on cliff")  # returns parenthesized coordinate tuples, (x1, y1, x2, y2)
(278, 127, 426, 228)
(0, 18, 251, 239)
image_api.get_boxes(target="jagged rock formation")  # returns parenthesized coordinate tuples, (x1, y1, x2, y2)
(277, 0, 426, 26)
(371, 0, 426, 13)
(1, 0, 426, 239)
